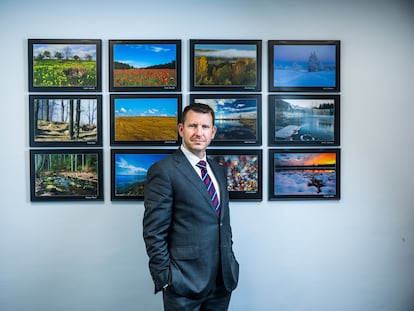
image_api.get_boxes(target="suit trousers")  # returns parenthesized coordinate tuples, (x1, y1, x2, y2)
(162, 282, 231, 311)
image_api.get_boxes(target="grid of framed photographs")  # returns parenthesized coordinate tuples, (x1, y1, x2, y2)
(268, 40, 341, 200)
(27, 38, 341, 202)
(188, 39, 264, 200)
(28, 39, 104, 201)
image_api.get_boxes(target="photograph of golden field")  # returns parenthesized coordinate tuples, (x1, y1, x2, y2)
(112, 96, 179, 142)
(115, 116, 177, 141)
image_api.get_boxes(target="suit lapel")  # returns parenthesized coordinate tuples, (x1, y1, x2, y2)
(173, 150, 222, 216)
(173, 151, 216, 210)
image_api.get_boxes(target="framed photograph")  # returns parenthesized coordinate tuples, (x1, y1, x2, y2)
(111, 149, 175, 200)
(28, 39, 102, 92)
(29, 95, 102, 147)
(30, 149, 103, 201)
(110, 94, 181, 146)
(269, 148, 340, 200)
(268, 95, 340, 146)
(268, 40, 340, 92)
(208, 149, 262, 201)
(190, 39, 262, 92)
(109, 39, 181, 92)
(189, 94, 262, 146)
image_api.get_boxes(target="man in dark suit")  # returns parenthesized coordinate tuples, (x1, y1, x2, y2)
(143, 103, 239, 310)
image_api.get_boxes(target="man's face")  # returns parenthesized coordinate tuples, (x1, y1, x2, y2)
(178, 110, 216, 158)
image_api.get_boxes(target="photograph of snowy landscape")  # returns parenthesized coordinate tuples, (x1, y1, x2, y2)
(270, 149, 340, 200)
(269, 40, 339, 92)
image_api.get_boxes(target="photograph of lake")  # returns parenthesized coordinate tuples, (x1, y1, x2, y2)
(273, 97, 336, 144)
(192, 97, 258, 142)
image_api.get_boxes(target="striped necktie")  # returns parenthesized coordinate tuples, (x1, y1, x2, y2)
(196, 160, 220, 215)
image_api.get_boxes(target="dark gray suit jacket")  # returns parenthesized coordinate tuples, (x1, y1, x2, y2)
(143, 149, 239, 298)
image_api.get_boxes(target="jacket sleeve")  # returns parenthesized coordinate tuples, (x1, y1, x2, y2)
(142, 162, 173, 293)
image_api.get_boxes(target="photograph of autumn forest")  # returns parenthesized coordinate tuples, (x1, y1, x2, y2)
(31, 97, 100, 145)
(111, 42, 178, 88)
(31, 42, 98, 88)
(193, 43, 258, 88)
(31, 151, 101, 200)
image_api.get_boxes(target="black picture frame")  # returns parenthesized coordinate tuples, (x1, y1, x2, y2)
(28, 39, 102, 92)
(268, 94, 340, 146)
(207, 149, 262, 201)
(268, 40, 340, 92)
(110, 148, 175, 201)
(269, 148, 340, 200)
(109, 39, 181, 92)
(189, 94, 262, 146)
(30, 149, 104, 201)
(29, 95, 102, 147)
(190, 39, 262, 92)
(110, 94, 182, 146)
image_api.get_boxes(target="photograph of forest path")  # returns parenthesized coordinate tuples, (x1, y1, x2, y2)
(113, 43, 177, 87)
(33, 98, 98, 143)
(34, 153, 99, 198)
(194, 43, 257, 87)
(32, 43, 97, 88)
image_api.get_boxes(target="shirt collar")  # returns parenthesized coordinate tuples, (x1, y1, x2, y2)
(180, 145, 207, 167)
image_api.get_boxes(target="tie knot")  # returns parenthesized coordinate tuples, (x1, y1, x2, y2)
(196, 160, 207, 170)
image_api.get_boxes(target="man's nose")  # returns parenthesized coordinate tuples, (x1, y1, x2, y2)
(195, 125, 203, 134)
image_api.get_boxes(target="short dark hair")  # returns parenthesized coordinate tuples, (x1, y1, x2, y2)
(182, 103, 215, 125)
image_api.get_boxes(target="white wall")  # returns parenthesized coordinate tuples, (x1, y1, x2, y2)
(1, 0, 413, 310)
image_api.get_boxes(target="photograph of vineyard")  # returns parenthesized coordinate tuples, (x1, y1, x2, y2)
(31, 97, 100, 145)
(272, 150, 339, 199)
(31, 151, 102, 200)
(31, 43, 98, 88)
(112, 43, 178, 88)
(112, 96, 179, 143)
(194, 43, 257, 87)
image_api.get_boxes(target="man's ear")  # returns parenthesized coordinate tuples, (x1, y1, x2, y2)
(211, 125, 217, 139)
(177, 123, 183, 137)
